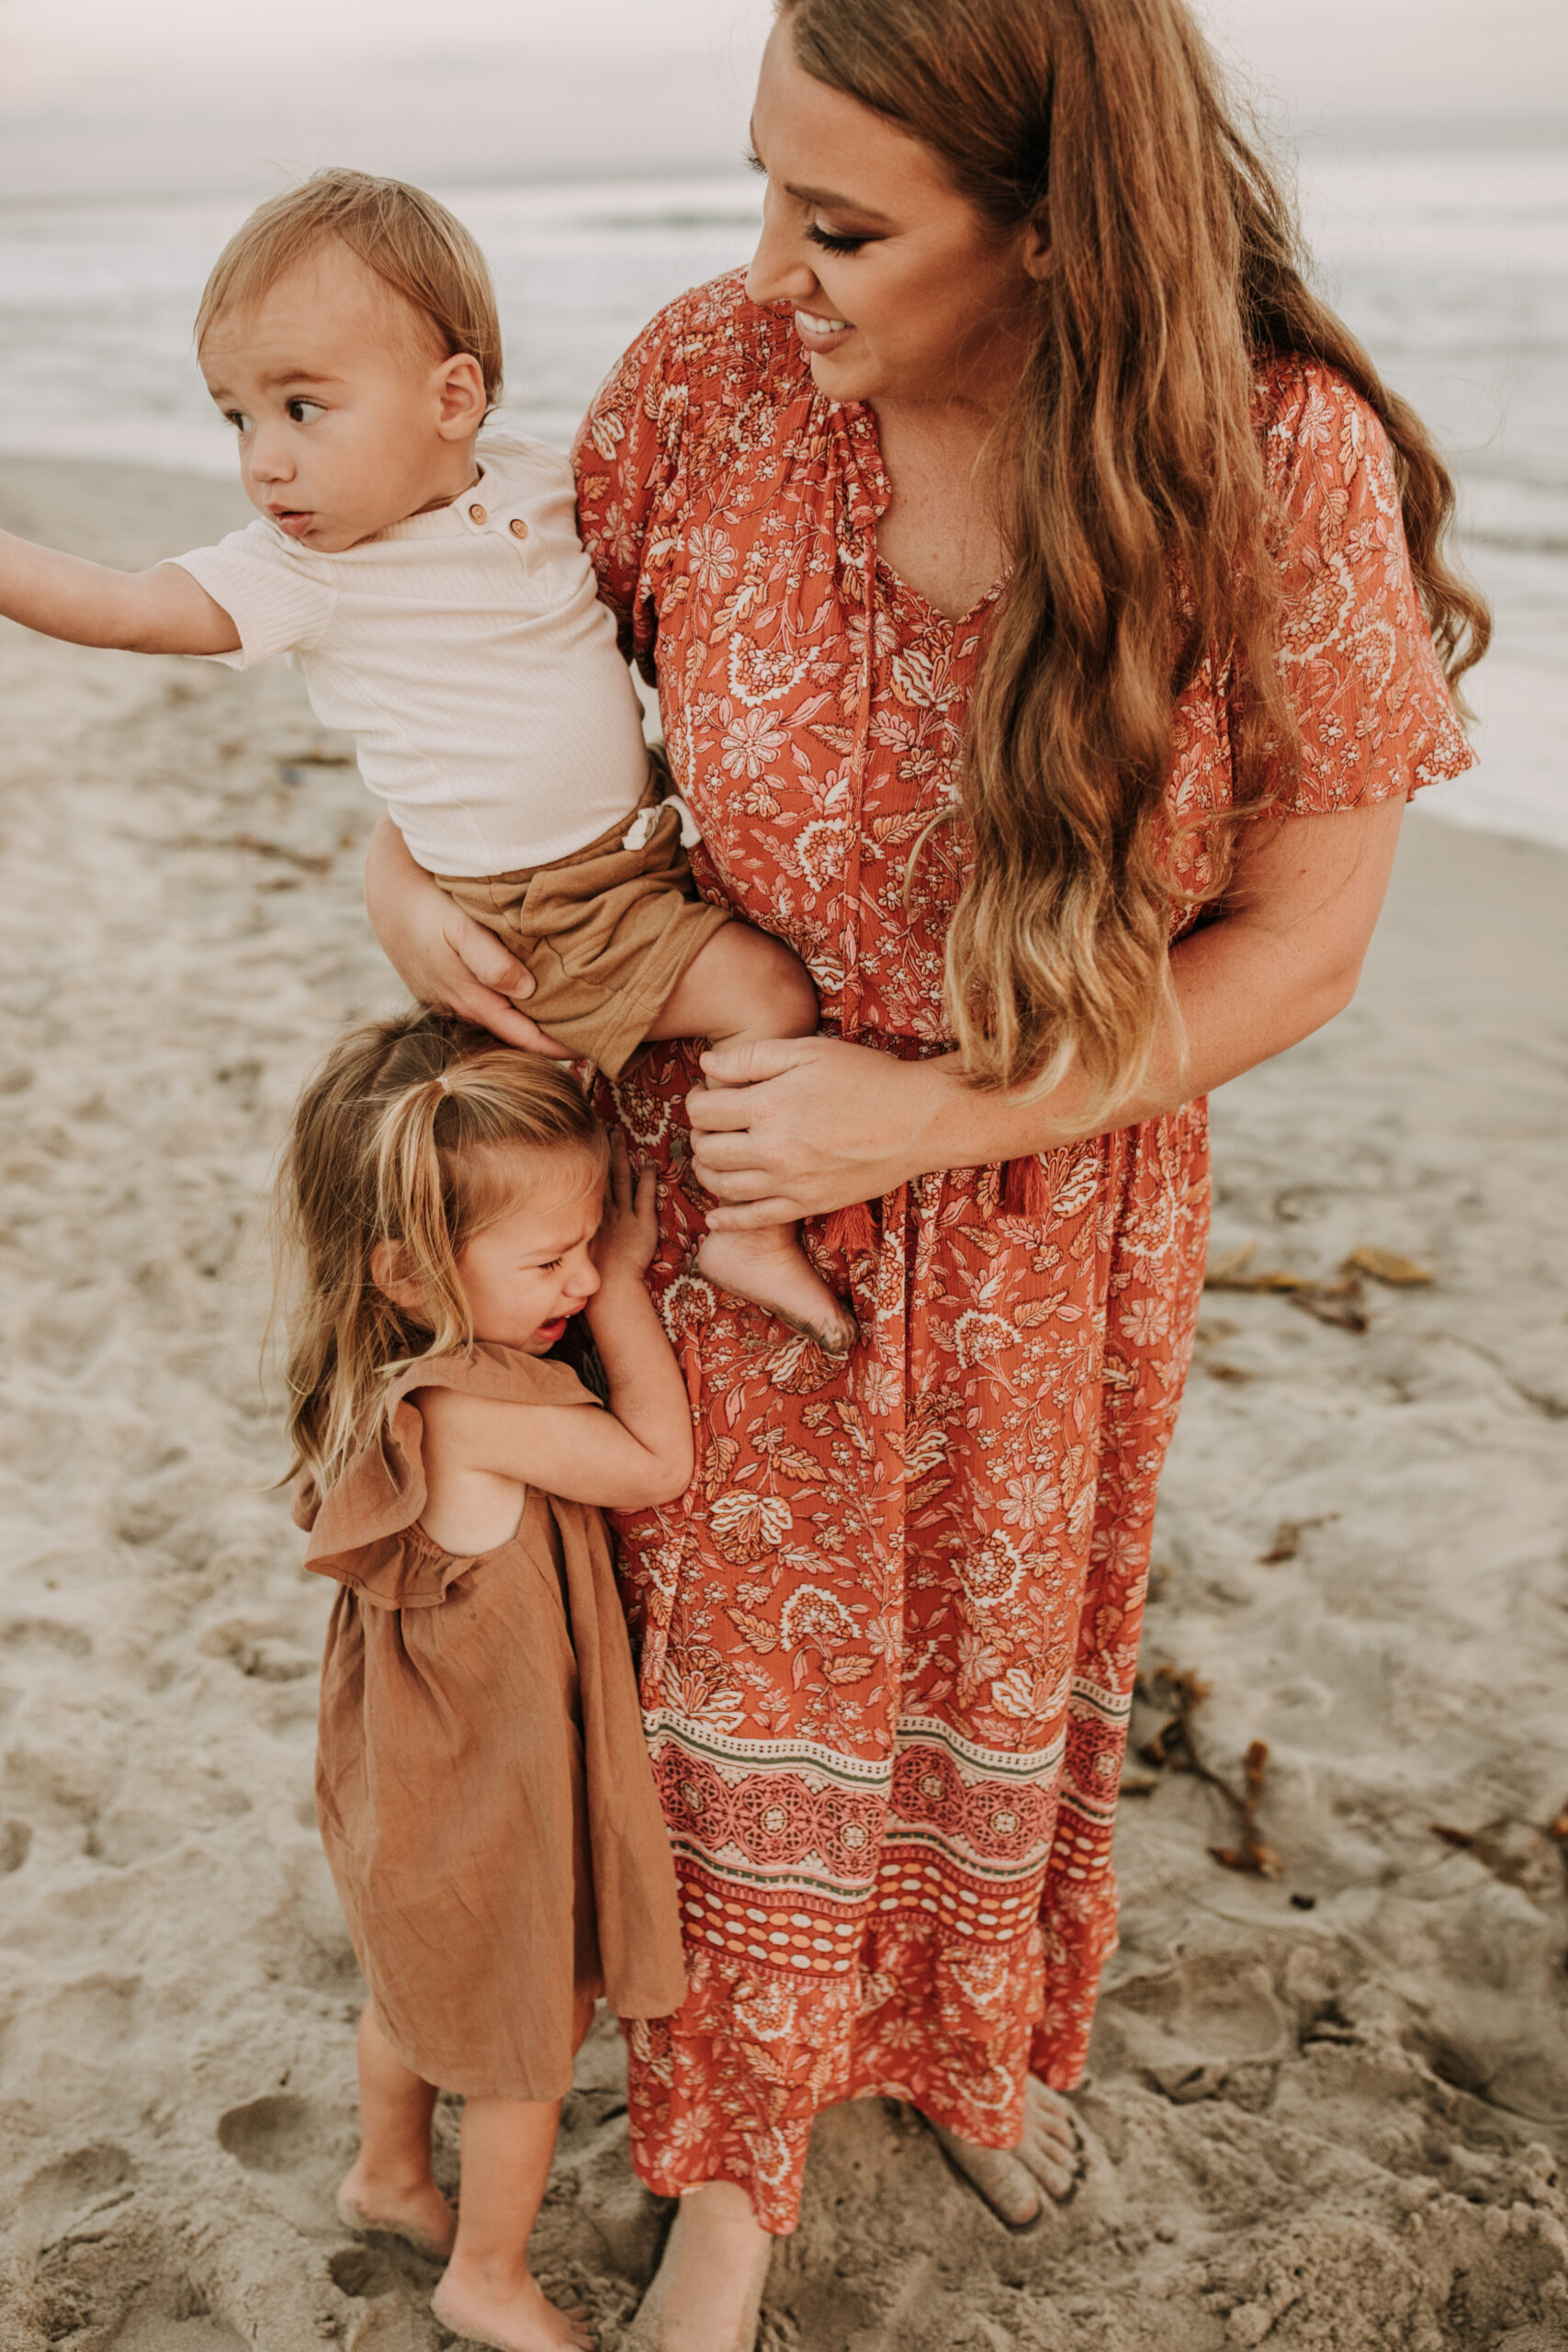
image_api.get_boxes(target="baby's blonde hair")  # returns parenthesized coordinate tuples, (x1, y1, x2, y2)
(196, 167, 504, 403)
(276, 1008, 606, 1495)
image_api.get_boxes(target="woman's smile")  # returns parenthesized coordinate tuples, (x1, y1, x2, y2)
(793, 307, 854, 352)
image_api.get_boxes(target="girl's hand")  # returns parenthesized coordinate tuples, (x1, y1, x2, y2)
(592, 1131, 660, 1283)
(688, 1037, 942, 1228)
(362, 815, 572, 1057)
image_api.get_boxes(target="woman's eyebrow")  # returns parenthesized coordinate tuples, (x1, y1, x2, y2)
(747, 125, 894, 225)
(783, 181, 895, 225)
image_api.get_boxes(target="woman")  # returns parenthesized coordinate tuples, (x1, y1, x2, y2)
(367, 1, 1484, 2343)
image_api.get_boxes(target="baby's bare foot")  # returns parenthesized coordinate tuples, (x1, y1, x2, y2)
(695, 1228, 856, 1353)
(336, 2164, 456, 2262)
(431, 2267, 594, 2351)
(930, 2079, 1081, 2223)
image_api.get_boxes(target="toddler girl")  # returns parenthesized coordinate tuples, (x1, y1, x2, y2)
(277, 1005, 691, 2352)
(0, 166, 854, 1352)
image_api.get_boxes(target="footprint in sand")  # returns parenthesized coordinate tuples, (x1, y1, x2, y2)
(216, 2093, 318, 2175)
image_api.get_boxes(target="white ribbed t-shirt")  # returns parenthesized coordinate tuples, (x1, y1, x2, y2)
(167, 432, 651, 876)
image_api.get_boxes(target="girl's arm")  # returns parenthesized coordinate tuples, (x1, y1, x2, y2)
(433, 1136, 694, 1511)
(0, 530, 240, 654)
(688, 796, 1406, 1224)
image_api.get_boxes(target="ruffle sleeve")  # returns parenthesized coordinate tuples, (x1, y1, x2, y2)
(1259, 357, 1477, 814)
(571, 271, 801, 684)
(300, 1346, 602, 1610)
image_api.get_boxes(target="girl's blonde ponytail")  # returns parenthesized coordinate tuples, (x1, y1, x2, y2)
(275, 1010, 606, 1496)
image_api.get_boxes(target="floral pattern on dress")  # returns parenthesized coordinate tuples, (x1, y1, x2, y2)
(572, 273, 1473, 2232)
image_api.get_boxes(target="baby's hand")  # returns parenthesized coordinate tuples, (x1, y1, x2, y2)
(592, 1130, 659, 1285)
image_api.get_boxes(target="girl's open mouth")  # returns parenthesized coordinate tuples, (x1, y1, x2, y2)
(534, 1316, 569, 1346)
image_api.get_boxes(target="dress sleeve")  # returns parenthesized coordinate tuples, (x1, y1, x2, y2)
(571, 294, 694, 681)
(1261, 362, 1476, 814)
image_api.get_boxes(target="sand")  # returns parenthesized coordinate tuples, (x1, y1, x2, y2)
(1, 456, 1564, 2352)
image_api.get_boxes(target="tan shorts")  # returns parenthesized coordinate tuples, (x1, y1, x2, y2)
(434, 768, 731, 1079)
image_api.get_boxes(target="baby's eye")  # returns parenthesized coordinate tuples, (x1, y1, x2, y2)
(223, 409, 254, 435)
(533, 1257, 563, 1272)
(287, 398, 325, 424)
(807, 222, 868, 256)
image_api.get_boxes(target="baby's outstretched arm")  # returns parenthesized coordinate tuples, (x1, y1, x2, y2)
(0, 529, 239, 656)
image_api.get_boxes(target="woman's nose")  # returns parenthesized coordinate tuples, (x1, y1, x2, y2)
(745, 195, 821, 311)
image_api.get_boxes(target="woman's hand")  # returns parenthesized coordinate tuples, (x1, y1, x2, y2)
(689, 800, 1410, 1227)
(689, 1036, 947, 1228)
(362, 815, 571, 1056)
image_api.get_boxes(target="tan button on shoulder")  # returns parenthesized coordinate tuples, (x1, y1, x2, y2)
(509, 516, 529, 539)
(468, 502, 488, 525)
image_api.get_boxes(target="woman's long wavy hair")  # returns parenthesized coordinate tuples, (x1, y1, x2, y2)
(274, 1007, 606, 1495)
(783, 0, 1488, 1107)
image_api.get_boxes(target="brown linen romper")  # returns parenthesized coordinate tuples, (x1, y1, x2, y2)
(295, 1342, 687, 2103)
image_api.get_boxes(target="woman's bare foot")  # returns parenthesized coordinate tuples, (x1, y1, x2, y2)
(624, 2181, 773, 2352)
(929, 2080, 1081, 2224)
(431, 2265, 594, 2352)
(336, 2164, 456, 2261)
(695, 1227, 856, 1353)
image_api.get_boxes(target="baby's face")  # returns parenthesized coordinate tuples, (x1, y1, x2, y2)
(198, 243, 483, 552)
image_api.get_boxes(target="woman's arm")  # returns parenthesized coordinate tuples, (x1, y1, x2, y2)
(689, 796, 1406, 1228)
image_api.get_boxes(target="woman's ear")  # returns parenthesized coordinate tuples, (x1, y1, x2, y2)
(435, 352, 490, 439)
(370, 1239, 426, 1311)
(1021, 211, 1052, 282)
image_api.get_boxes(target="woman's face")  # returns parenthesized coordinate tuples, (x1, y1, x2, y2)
(745, 17, 1041, 413)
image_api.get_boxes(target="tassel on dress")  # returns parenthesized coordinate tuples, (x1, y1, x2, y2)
(999, 1155, 1052, 1216)
(823, 1201, 879, 1257)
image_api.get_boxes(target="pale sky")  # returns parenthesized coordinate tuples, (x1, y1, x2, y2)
(1, 0, 1563, 198)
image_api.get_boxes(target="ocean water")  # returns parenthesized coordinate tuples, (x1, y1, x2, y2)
(0, 151, 1562, 845)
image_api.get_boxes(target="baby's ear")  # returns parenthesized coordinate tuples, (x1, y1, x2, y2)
(435, 352, 489, 438)
(370, 1238, 425, 1310)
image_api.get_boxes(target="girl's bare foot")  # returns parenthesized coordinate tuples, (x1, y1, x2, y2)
(431, 2265, 594, 2352)
(336, 2164, 456, 2261)
(695, 1227, 856, 1353)
(929, 2079, 1081, 2223)
(624, 2181, 773, 2352)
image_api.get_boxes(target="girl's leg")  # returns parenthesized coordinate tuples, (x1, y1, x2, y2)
(626, 2180, 773, 2352)
(430, 1992, 598, 2352)
(337, 2001, 457, 2258)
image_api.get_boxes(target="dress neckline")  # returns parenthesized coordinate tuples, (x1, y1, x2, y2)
(825, 391, 1010, 633)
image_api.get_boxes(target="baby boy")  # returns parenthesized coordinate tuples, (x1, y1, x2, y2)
(0, 169, 853, 1353)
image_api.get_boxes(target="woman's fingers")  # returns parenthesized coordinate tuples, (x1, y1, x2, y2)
(696, 1164, 779, 1204)
(444, 909, 535, 999)
(705, 1197, 802, 1233)
(687, 1082, 761, 1133)
(689, 1127, 768, 1174)
(699, 1037, 811, 1086)
(456, 991, 575, 1056)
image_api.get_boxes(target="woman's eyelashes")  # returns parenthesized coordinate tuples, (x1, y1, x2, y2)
(744, 149, 870, 254)
(806, 222, 868, 255)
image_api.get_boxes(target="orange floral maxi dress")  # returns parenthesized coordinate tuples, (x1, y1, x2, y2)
(571, 274, 1474, 2233)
